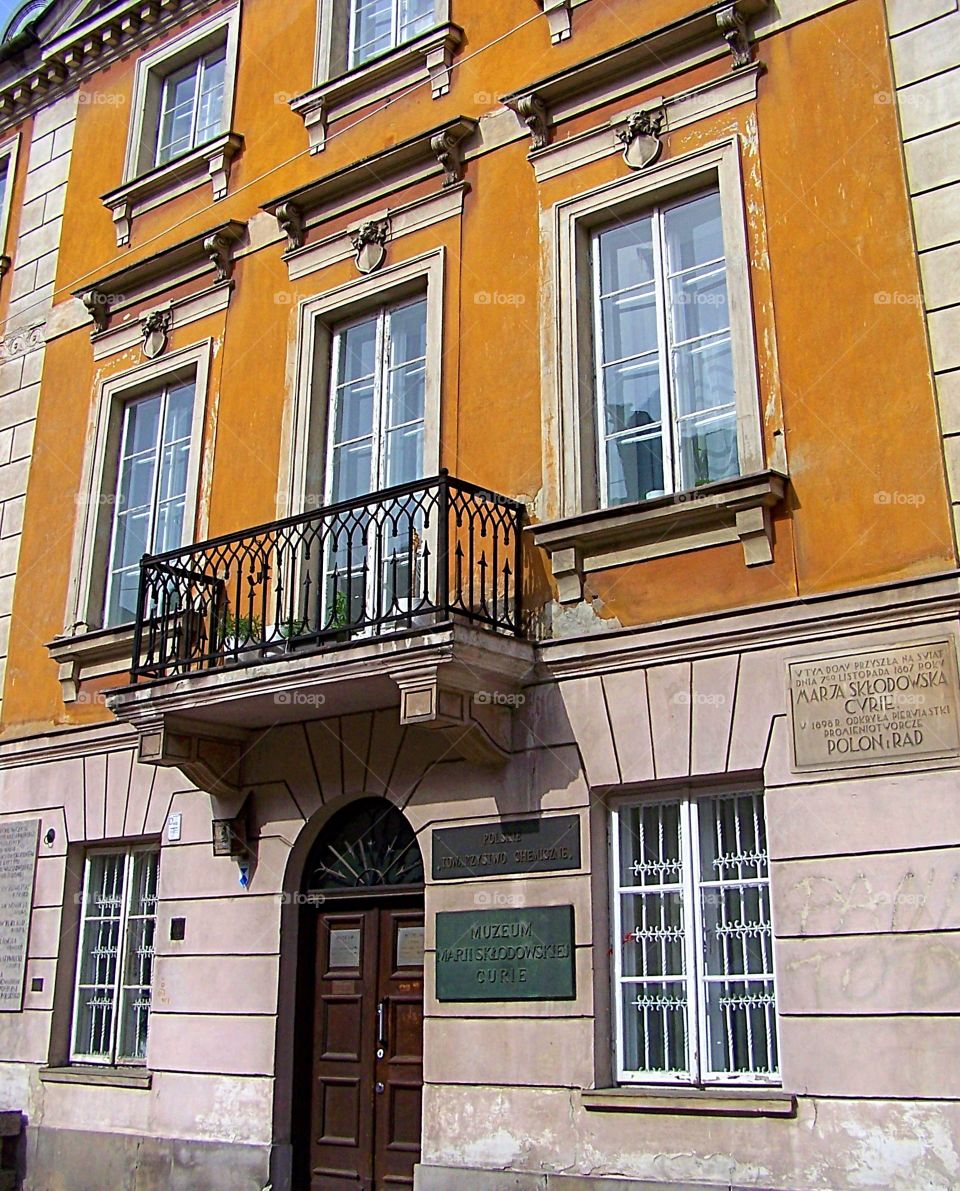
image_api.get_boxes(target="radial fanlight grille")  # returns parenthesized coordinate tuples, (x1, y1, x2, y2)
(304, 799, 424, 892)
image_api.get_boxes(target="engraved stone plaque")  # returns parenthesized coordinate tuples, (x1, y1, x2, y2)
(788, 640, 960, 771)
(432, 814, 581, 881)
(0, 819, 40, 1011)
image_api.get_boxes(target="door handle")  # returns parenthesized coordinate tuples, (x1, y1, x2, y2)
(376, 998, 388, 1059)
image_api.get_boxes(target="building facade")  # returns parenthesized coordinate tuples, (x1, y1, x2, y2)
(0, 0, 955, 1188)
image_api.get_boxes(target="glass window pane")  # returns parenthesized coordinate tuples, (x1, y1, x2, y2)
(331, 439, 373, 503)
(678, 411, 739, 490)
(702, 976, 778, 1076)
(599, 218, 655, 295)
(601, 289, 658, 364)
(339, 317, 379, 384)
(606, 431, 664, 506)
(602, 357, 661, 437)
(387, 362, 426, 429)
(399, 0, 433, 38)
(108, 569, 141, 625)
(154, 498, 186, 555)
(672, 334, 734, 420)
(665, 191, 725, 274)
(621, 891, 685, 978)
(125, 395, 161, 456)
(670, 265, 730, 343)
(389, 300, 427, 367)
(352, 0, 393, 62)
(118, 454, 155, 514)
(157, 62, 199, 163)
(334, 379, 376, 446)
(196, 49, 226, 143)
(384, 424, 423, 488)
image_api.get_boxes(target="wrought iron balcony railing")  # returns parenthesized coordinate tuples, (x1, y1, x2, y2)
(131, 472, 525, 682)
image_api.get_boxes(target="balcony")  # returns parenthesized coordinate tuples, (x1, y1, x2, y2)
(106, 474, 535, 786)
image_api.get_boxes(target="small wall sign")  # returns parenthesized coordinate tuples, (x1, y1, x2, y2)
(436, 906, 576, 1002)
(0, 819, 40, 1012)
(788, 639, 960, 770)
(432, 814, 581, 881)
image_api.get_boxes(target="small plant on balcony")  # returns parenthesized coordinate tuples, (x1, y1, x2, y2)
(220, 611, 262, 650)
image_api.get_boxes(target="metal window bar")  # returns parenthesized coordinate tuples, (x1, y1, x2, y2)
(71, 848, 159, 1066)
(613, 792, 779, 1086)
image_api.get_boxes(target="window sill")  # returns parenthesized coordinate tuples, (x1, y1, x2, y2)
(46, 624, 136, 704)
(39, 1065, 152, 1090)
(291, 24, 463, 153)
(581, 1085, 795, 1117)
(529, 470, 787, 604)
(102, 132, 244, 247)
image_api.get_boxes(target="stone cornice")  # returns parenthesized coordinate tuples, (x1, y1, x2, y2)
(503, 0, 768, 150)
(262, 116, 477, 251)
(73, 217, 245, 334)
(0, 0, 226, 135)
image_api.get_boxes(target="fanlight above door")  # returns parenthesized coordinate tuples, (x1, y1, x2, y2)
(304, 798, 424, 893)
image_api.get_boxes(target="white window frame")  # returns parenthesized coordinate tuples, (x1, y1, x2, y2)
(67, 341, 211, 633)
(154, 43, 228, 168)
(550, 137, 764, 520)
(285, 249, 444, 520)
(609, 788, 780, 1087)
(348, 0, 435, 68)
(591, 189, 738, 508)
(123, 6, 241, 183)
(314, 0, 448, 84)
(0, 132, 20, 260)
(70, 845, 159, 1067)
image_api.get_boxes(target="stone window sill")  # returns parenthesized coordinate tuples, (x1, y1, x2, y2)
(102, 132, 244, 247)
(39, 1065, 152, 1089)
(46, 623, 136, 704)
(529, 471, 788, 604)
(581, 1085, 795, 1116)
(291, 24, 463, 153)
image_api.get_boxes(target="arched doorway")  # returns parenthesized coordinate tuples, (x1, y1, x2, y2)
(292, 799, 425, 1191)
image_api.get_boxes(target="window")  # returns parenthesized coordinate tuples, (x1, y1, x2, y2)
(105, 379, 196, 626)
(349, 0, 434, 67)
(611, 791, 778, 1084)
(593, 190, 738, 508)
(155, 44, 227, 166)
(71, 848, 159, 1065)
(123, 8, 239, 183)
(0, 133, 19, 260)
(324, 298, 428, 622)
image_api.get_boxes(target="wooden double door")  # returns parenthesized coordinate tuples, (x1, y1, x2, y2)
(301, 900, 425, 1190)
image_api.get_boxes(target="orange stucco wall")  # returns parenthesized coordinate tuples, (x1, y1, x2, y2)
(1, 0, 953, 733)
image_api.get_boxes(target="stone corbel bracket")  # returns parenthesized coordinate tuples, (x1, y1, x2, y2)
(135, 718, 250, 799)
(718, 2, 760, 69)
(204, 223, 245, 283)
(276, 201, 305, 252)
(538, 0, 572, 44)
(506, 93, 550, 151)
(391, 661, 527, 766)
(431, 124, 472, 187)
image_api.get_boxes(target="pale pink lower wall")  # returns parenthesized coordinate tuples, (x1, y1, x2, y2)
(0, 584, 956, 1189)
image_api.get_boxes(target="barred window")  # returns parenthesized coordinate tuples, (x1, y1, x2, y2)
(611, 792, 778, 1083)
(71, 849, 159, 1065)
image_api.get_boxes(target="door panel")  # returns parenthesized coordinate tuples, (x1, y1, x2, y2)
(307, 905, 423, 1191)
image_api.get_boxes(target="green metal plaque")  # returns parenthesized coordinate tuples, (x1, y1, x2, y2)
(435, 906, 576, 1002)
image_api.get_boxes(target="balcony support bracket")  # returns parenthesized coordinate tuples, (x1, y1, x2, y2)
(392, 664, 515, 766)
(135, 717, 250, 798)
